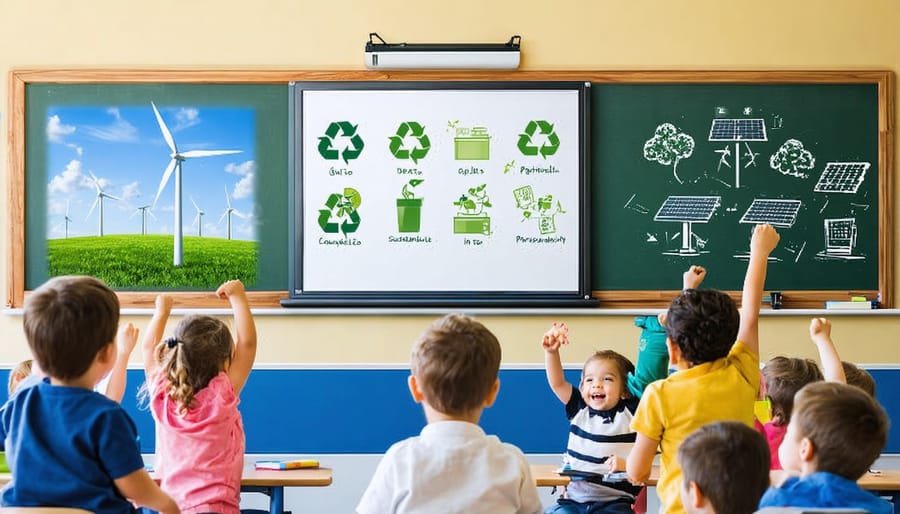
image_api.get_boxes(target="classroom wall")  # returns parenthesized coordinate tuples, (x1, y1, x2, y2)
(1, 1, 899, 380)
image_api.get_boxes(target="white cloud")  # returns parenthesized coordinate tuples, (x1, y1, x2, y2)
(48, 159, 83, 194)
(225, 160, 255, 176)
(172, 108, 200, 132)
(81, 108, 138, 142)
(120, 181, 141, 202)
(81, 172, 110, 191)
(232, 173, 254, 200)
(47, 115, 76, 143)
(66, 143, 83, 156)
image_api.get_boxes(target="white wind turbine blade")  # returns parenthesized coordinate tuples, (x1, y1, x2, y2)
(232, 209, 249, 219)
(146, 208, 158, 221)
(153, 158, 177, 207)
(151, 102, 177, 155)
(218, 210, 229, 224)
(190, 196, 201, 212)
(85, 196, 99, 220)
(192, 212, 201, 227)
(65, 200, 71, 219)
(224, 185, 232, 208)
(88, 170, 102, 193)
(180, 149, 242, 159)
(104, 192, 124, 202)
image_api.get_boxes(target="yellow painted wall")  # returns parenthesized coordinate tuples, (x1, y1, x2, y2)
(1, 0, 898, 366)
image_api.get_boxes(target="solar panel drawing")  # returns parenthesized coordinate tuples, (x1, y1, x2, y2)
(654, 196, 720, 255)
(816, 218, 864, 260)
(708, 118, 768, 188)
(739, 199, 803, 228)
(813, 162, 871, 194)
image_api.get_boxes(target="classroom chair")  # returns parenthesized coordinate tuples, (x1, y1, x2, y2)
(0, 508, 93, 514)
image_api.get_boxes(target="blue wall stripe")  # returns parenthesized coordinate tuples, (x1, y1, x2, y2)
(1, 368, 898, 454)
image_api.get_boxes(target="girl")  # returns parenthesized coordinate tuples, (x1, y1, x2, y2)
(142, 280, 257, 514)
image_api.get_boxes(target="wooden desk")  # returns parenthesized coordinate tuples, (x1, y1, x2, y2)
(533, 465, 900, 505)
(0, 468, 333, 514)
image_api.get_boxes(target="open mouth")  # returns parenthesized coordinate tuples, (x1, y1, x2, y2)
(591, 393, 606, 401)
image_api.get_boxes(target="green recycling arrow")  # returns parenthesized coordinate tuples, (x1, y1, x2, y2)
(388, 121, 431, 164)
(517, 120, 560, 159)
(317, 121, 365, 163)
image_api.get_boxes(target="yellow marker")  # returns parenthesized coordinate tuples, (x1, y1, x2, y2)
(851, 296, 867, 302)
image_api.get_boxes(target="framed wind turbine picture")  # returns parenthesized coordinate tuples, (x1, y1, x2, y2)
(8, 70, 292, 307)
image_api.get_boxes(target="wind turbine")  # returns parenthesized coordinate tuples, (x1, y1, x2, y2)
(85, 171, 123, 236)
(131, 205, 157, 235)
(150, 102, 241, 266)
(64, 201, 73, 239)
(218, 186, 247, 240)
(190, 197, 205, 237)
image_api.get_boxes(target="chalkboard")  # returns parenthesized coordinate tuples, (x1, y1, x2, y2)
(592, 78, 892, 307)
(7, 70, 892, 308)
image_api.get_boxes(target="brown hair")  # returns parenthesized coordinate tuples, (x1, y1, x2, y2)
(792, 381, 888, 480)
(665, 289, 739, 365)
(410, 313, 501, 416)
(23, 276, 119, 381)
(7, 359, 33, 395)
(678, 421, 770, 514)
(155, 314, 234, 413)
(762, 356, 823, 426)
(582, 350, 635, 397)
(842, 361, 876, 397)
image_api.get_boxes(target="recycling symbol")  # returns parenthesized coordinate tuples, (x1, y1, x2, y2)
(317, 188, 361, 236)
(318, 121, 365, 164)
(517, 120, 560, 159)
(389, 121, 431, 164)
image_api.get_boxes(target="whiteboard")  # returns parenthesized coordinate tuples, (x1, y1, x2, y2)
(286, 82, 593, 306)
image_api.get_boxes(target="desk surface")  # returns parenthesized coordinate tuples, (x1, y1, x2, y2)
(531, 465, 900, 491)
(0, 468, 333, 487)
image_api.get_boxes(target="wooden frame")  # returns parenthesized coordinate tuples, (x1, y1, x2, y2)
(7, 70, 893, 308)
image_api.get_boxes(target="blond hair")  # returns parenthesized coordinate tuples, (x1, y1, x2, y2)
(8, 359, 33, 395)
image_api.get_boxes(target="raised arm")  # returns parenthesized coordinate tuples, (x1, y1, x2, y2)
(809, 317, 846, 383)
(683, 265, 706, 290)
(737, 224, 780, 356)
(218, 280, 257, 394)
(542, 322, 573, 404)
(142, 294, 172, 381)
(105, 322, 139, 403)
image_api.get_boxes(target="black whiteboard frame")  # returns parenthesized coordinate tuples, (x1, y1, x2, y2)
(283, 80, 597, 307)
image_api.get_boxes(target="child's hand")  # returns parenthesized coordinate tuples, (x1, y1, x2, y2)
(116, 322, 140, 357)
(682, 265, 706, 290)
(809, 317, 832, 343)
(606, 454, 625, 473)
(216, 279, 247, 300)
(750, 224, 780, 256)
(541, 322, 569, 353)
(155, 294, 173, 315)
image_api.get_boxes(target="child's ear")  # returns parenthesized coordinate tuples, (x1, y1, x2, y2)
(98, 341, 117, 367)
(483, 378, 500, 407)
(665, 337, 681, 367)
(686, 480, 705, 509)
(799, 436, 815, 463)
(407, 375, 425, 404)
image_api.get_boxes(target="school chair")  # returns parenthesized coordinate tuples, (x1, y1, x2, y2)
(0, 508, 93, 514)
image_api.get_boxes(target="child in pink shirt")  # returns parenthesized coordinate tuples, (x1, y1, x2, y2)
(141, 280, 257, 514)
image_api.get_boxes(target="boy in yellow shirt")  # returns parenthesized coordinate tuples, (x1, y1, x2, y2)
(626, 224, 780, 514)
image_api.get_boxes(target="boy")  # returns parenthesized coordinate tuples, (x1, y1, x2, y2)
(842, 361, 876, 397)
(677, 421, 770, 514)
(0, 276, 178, 514)
(759, 381, 891, 514)
(626, 223, 780, 514)
(356, 313, 542, 514)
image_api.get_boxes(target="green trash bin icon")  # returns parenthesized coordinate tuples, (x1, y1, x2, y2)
(397, 198, 423, 233)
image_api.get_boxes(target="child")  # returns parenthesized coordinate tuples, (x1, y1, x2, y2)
(758, 317, 846, 469)
(758, 381, 891, 514)
(0, 276, 178, 514)
(677, 421, 770, 514)
(842, 360, 876, 397)
(541, 324, 641, 514)
(6, 359, 32, 396)
(142, 280, 257, 514)
(626, 223, 780, 514)
(356, 313, 542, 514)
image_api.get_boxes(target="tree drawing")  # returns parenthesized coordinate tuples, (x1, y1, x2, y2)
(769, 138, 815, 178)
(643, 123, 695, 184)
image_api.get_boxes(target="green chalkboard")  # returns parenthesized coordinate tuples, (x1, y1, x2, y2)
(21, 82, 288, 296)
(588, 75, 891, 308)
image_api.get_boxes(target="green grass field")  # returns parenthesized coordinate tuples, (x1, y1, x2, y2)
(48, 235, 258, 289)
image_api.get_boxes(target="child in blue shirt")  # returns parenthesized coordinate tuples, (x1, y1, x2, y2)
(758, 381, 891, 514)
(0, 276, 178, 514)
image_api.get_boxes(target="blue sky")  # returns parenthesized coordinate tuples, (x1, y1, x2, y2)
(46, 104, 256, 241)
